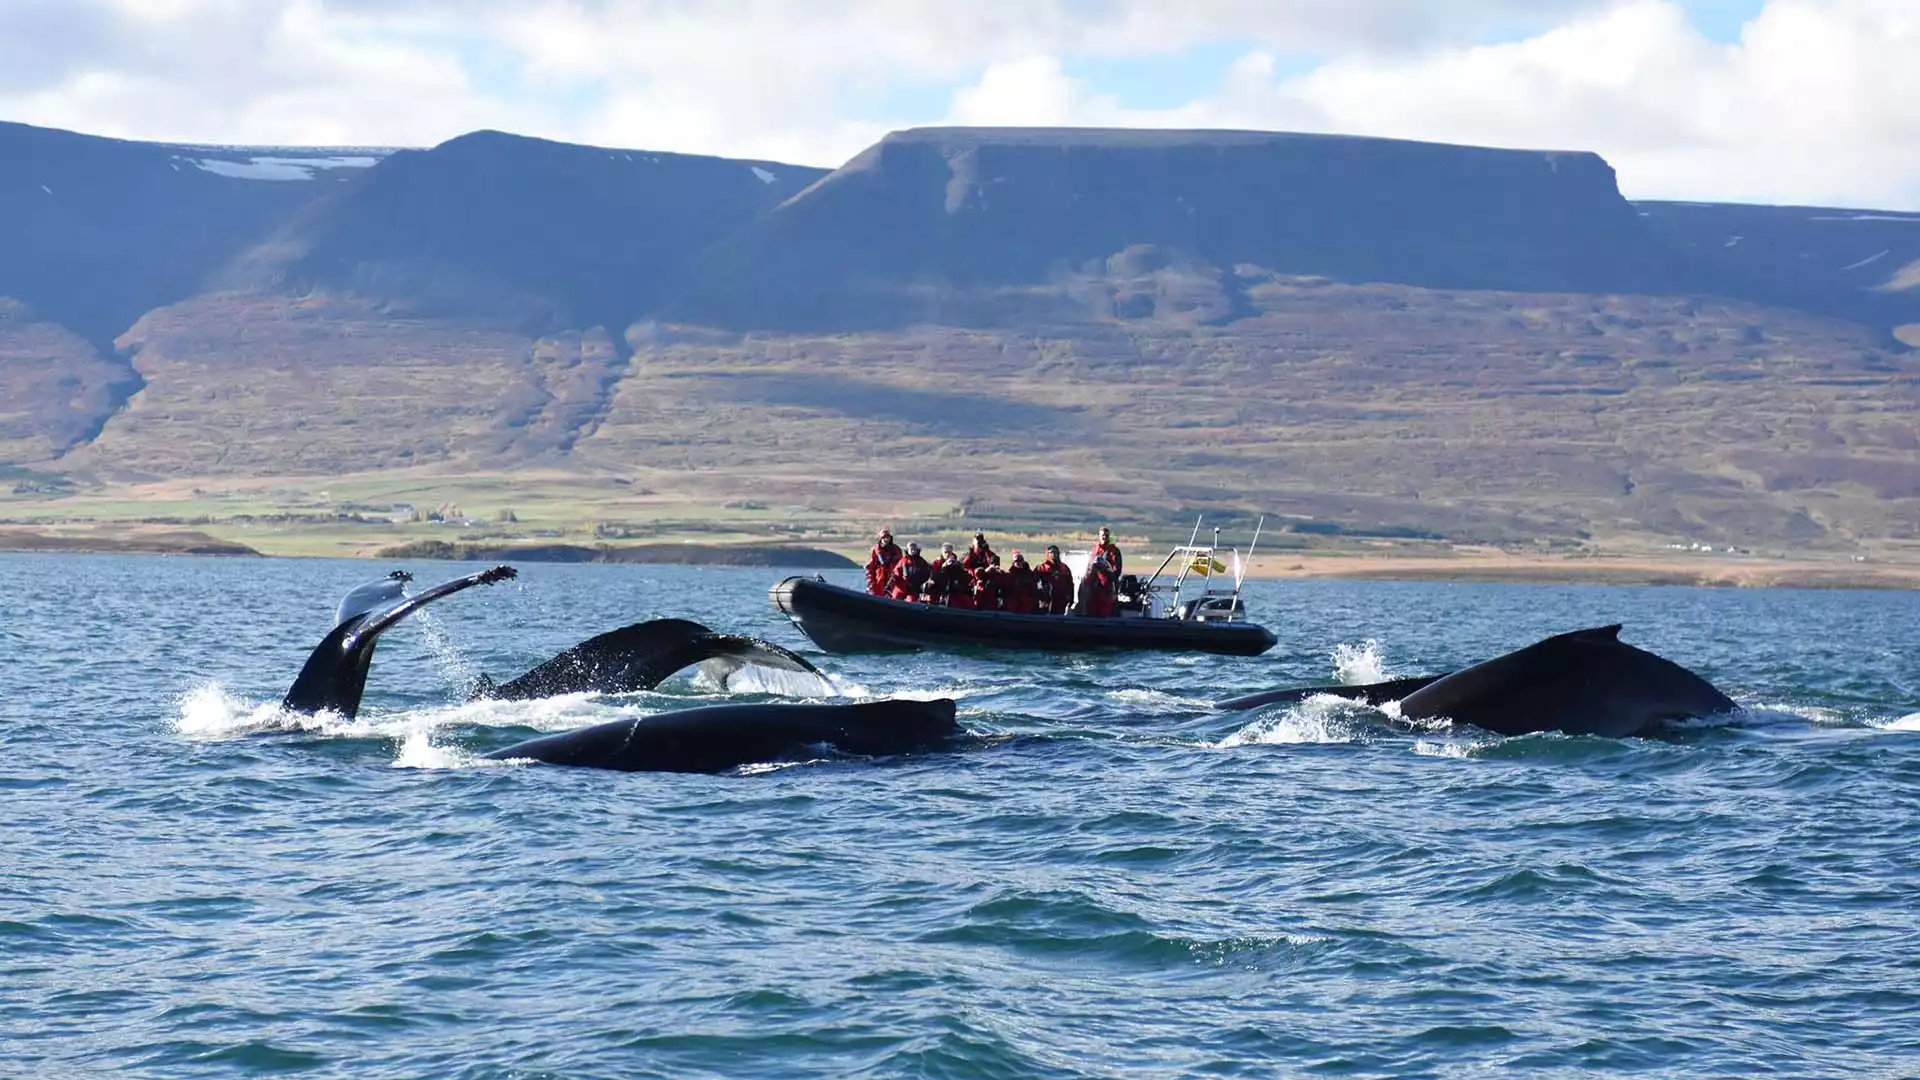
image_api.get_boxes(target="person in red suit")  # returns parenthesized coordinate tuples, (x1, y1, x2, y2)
(928, 545, 975, 608)
(973, 554, 1007, 611)
(1091, 526, 1122, 578)
(864, 529, 903, 595)
(1081, 549, 1119, 617)
(960, 532, 997, 573)
(887, 541, 932, 600)
(1034, 545, 1075, 615)
(1003, 551, 1037, 614)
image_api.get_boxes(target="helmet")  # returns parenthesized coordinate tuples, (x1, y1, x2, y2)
(1046, 544, 1060, 555)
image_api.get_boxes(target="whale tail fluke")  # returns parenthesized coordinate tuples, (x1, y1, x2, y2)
(282, 564, 517, 718)
(476, 618, 827, 701)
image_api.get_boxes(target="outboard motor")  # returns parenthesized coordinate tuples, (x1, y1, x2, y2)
(1178, 596, 1245, 622)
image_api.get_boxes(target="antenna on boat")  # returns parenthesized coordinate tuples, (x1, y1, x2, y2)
(1186, 516, 1203, 550)
(1230, 515, 1263, 622)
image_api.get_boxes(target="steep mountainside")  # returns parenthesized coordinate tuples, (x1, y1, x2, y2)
(3, 121, 1916, 547)
(0, 121, 379, 351)
(238, 130, 825, 334)
(666, 127, 1689, 330)
(0, 121, 384, 457)
(1635, 200, 1920, 340)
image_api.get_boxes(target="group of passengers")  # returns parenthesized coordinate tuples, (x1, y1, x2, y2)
(863, 527, 1126, 617)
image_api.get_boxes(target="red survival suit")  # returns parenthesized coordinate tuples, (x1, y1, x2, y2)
(973, 561, 1007, 611)
(1034, 555, 1075, 615)
(865, 537, 904, 595)
(928, 555, 976, 609)
(1003, 555, 1037, 614)
(961, 538, 997, 574)
(887, 550, 932, 600)
(1081, 554, 1119, 617)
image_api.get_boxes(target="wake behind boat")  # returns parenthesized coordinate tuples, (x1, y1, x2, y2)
(772, 523, 1278, 655)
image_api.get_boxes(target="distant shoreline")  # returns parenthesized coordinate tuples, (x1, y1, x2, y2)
(1, 527, 1913, 589)
(1249, 550, 1920, 591)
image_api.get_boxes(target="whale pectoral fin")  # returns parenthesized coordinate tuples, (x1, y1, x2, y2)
(1214, 673, 1448, 712)
(488, 620, 827, 701)
(281, 564, 517, 718)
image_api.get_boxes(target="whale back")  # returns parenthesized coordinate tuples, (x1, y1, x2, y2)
(484, 697, 959, 772)
(481, 618, 826, 700)
(1398, 624, 1735, 737)
(1214, 672, 1447, 713)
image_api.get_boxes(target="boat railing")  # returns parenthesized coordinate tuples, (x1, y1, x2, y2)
(1139, 517, 1263, 623)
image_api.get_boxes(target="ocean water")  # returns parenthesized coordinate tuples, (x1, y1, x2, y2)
(3, 553, 1917, 1079)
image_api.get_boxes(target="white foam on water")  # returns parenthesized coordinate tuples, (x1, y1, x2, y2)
(1108, 687, 1208, 710)
(173, 682, 297, 738)
(1748, 701, 1848, 728)
(1414, 739, 1472, 758)
(1885, 713, 1920, 732)
(1216, 695, 1368, 747)
(172, 682, 417, 740)
(391, 726, 484, 770)
(1332, 639, 1388, 684)
(878, 684, 975, 703)
(405, 692, 628, 734)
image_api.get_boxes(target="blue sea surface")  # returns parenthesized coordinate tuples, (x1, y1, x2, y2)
(3, 553, 1917, 1078)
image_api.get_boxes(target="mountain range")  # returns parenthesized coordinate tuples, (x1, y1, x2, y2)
(2, 118, 1916, 547)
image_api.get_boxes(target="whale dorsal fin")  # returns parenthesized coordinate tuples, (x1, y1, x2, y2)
(1542, 624, 1624, 646)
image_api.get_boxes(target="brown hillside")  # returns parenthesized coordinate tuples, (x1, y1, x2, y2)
(583, 275, 1919, 546)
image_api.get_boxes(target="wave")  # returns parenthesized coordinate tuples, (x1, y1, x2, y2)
(1216, 694, 1378, 747)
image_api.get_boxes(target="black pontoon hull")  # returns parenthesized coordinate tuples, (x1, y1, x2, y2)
(770, 576, 1276, 655)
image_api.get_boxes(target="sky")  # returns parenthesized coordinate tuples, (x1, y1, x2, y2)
(3, 0, 1918, 209)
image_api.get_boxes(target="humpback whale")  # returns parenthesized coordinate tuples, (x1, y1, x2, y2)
(1216, 625, 1736, 738)
(469, 618, 826, 701)
(283, 565, 518, 717)
(483, 697, 959, 773)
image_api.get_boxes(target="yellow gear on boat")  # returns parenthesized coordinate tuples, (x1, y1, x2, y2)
(1188, 555, 1228, 575)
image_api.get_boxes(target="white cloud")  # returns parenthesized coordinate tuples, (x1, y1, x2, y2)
(935, 0, 1920, 209)
(2, 0, 1918, 208)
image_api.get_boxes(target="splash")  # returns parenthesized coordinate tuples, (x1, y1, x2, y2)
(1888, 712, 1920, 732)
(172, 682, 438, 741)
(392, 726, 481, 770)
(172, 682, 298, 738)
(1216, 694, 1370, 747)
(410, 608, 481, 693)
(1332, 639, 1388, 684)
